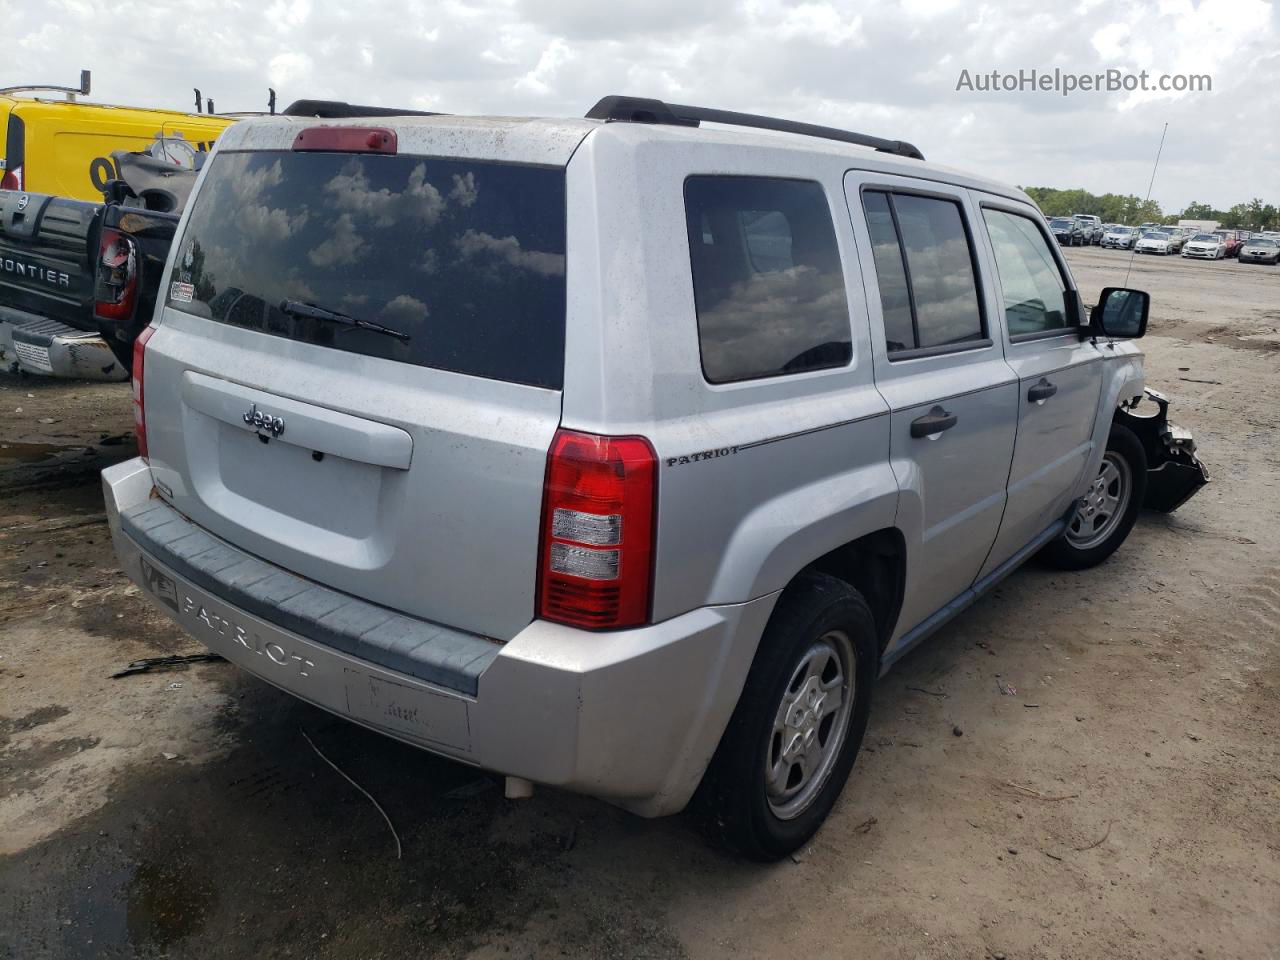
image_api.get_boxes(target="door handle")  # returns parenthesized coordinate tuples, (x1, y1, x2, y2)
(1027, 379, 1058, 403)
(910, 406, 958, 439)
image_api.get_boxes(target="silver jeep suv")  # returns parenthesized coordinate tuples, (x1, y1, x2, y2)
(104, 97, 1208, 860)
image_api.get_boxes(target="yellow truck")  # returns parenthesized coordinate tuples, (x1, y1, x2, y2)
(0, 71, 234, 203)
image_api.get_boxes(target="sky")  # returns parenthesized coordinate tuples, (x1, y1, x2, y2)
(7, 0, 1279, 213)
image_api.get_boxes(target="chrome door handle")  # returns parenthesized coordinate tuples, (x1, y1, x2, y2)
(910, 406, 958, 438)
(1027, 379, 1058, 403)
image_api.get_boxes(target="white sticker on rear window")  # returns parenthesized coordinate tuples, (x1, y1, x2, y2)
(170, 281, 194, 303)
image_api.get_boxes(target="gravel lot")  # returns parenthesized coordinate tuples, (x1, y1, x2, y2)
(1, 246, 1276, 960)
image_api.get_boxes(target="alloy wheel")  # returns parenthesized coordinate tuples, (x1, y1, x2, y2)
(765, 631, 856, 820)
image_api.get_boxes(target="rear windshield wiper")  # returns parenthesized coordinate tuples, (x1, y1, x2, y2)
(279, 299, 411, 342)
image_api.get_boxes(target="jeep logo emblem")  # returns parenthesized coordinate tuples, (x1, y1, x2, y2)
(242, 402, 286, 437)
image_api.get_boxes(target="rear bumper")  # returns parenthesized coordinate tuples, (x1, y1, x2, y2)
(104, 458, 776, 816)
(0, 305, 129, 381)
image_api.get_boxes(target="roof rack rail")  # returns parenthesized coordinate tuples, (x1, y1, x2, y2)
(0, 70, 92, 101)
(281, 99, 440, 119)
(585, 95, 924, 161)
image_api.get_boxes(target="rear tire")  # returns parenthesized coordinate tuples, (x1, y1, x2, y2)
(695, 572, 878, 861)
(1040, 423, 1147, 570)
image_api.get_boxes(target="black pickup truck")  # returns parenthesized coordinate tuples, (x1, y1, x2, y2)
(0, 152, 190, 380)
(0, 190, 126, 379)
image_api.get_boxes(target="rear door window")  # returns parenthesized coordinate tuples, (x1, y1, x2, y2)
(860, 190, 985, 356)
(168, 150, 567, 389)
(684, 177, 852, 384)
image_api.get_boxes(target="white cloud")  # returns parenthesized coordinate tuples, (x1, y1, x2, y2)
(380, 294, 428, 325)
(323, 160, 445, 227)
(514, 38, 573, 96)
(454, 230, 566, 276)
(308, 213, 364, 267)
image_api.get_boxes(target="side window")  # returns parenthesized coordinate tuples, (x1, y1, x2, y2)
(982, 208, 1072, 337)
(684, 177, 852, 383)
(860, 190, 985, 356)
(862, 192, 915, 352)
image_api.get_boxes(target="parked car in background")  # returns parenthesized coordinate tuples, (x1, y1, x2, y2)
(1102, 225, 1138, 249)
(1136, 230, 1174, 255)
(1164, 229, 1187, 254)
(0, 190, 118, 378)
(1238, 236, 1280, 265)
(1182, 233, 1227, 259)
(1213, 231, 1243, 257)
(1073, 214, 1103, 244)
(102, 97, 1208, 861)
(1050, 216, 1087, 246)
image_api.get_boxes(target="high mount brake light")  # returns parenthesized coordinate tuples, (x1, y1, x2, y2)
(95, 227, 138, 321)
(291, 126, 397, 154)
(537, 429, 657, 630)
(132, 325, 157, 460)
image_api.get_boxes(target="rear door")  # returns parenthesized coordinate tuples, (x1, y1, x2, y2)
(142, 124, 583, 641)
(844, 173, 1018, 643)
(973, 198, 1103, 577)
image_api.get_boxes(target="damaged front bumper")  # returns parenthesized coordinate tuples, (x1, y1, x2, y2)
(1118, 388, 1211, 512)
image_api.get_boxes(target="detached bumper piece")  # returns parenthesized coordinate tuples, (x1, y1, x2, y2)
(1118, 388, 1210, 512)
(0, 305, 129, 381)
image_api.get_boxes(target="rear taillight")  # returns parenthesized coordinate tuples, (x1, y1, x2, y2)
(132, 325, 157, 460)
(537, 429, 657, 630)
(1, 166, 21, 191)
(96, 228, 139, 320)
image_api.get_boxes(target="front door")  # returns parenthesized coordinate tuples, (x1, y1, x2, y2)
(973, 200, 1104, 578)
(844, 174, 1018, 644)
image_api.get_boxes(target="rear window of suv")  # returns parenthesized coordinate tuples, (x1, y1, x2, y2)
(167, 150, 567, 389)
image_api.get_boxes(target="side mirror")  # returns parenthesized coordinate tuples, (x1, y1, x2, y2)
(1091, 287, 1149, 339)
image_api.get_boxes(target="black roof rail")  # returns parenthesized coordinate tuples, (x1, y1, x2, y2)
(281, 99, 441, 119)
(585, 95, 924, 161)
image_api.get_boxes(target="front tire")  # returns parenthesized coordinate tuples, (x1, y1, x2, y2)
(1040, 423, 1147, 570)
(696, 572, 878, 861)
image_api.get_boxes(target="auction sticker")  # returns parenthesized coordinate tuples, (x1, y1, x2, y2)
(169, 281, 194, 303)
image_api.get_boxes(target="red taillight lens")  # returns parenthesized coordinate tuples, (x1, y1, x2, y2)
(95, 228, 139, 321)
(1, 166, 21, 191)
(537, 429, 657, 630)
(132, 325, 157, 460)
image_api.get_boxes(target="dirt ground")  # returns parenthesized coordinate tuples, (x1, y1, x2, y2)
(1, 246, 1277, 960)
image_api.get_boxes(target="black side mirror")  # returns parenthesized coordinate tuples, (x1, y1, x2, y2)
(1091, 287, 1149, 339)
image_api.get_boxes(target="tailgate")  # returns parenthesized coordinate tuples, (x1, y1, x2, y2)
(0, 190, 100, 330)
(140, 123, 580, 641)
(145, 317, 561, 641)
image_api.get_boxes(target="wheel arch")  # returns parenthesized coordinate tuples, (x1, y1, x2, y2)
(796, 527, 906, 657)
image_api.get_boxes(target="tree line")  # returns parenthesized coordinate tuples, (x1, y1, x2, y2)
(1021, 187, 1279, 230)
